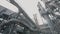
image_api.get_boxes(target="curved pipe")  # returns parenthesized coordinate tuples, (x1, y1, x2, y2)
(9, 0, 36, 27)
(0, 19, 38, 31)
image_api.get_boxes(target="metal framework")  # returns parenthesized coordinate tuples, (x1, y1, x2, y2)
(0, 0, 40, 34)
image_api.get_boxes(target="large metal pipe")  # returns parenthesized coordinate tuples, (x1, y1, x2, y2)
(0, 19, 38, 31)
(9, 0, 37, 28)
(0, 0, 18, 13)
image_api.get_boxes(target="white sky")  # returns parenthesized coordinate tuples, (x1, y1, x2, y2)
(0, 0, 46, 25)
(15, 0, 46, 25)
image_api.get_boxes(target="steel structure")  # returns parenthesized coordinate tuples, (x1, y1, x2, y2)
(38, 0, 60, 34)
(0, 0, 40, 34)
